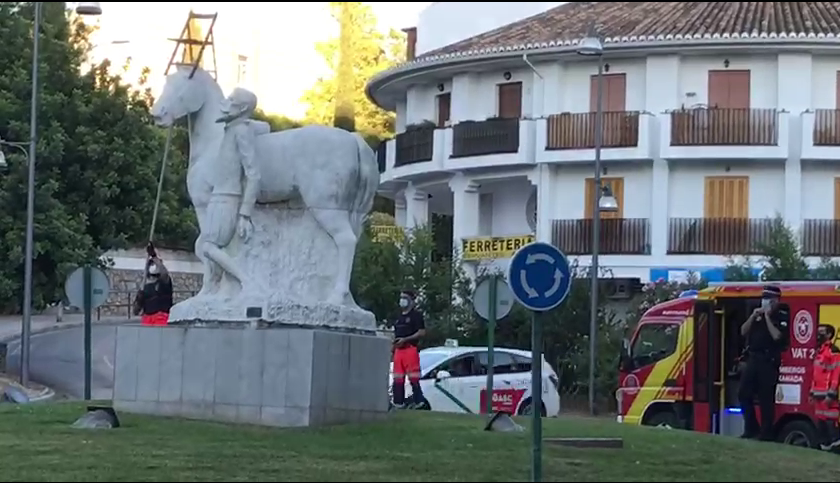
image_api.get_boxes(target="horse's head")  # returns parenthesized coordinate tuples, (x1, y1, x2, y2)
(150, 65, 216, 127)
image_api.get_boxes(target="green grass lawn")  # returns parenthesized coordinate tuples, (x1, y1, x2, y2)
(0, 403, 838, 482)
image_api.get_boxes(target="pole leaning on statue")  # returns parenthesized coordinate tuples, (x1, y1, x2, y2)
(507, 242, 572, 483)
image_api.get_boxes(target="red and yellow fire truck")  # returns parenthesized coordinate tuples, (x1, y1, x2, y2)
(616, 281, 840, 447)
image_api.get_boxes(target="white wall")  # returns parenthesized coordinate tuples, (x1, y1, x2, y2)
(812, 56, 840, 109)
(415, 2, 565, 56)
(489, 181, 534, 236)
(450, 68, 535, 122)
(802, 162, 840, 219)
(551, 164, 653, 219)
(668, 162, 785, 218)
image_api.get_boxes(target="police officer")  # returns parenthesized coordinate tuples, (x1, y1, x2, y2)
(738, 285, 789, 441)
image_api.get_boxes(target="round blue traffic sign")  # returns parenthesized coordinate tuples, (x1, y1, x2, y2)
(507, 242, 572, 312)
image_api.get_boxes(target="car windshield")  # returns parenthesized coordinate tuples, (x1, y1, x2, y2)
(419, 350, 449, 372)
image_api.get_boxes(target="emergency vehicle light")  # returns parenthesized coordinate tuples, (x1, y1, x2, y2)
(725, 407, 742, 414)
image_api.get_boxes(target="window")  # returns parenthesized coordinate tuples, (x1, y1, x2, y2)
(584, 177, 624, 219)
(497, 82, 522, 119)
(436, 93, 450, 128)
(419, 350, 449, 373)
(477, 351, 516, 375)
(704, 176, 748, 218)
(708, 70, 750, 109)
(237, 54, 248, 84)
(589, 73, 626, 112)
(510, 353, 532, 373)
(431, 353, 481, 378)
(631, 323, 679, 368)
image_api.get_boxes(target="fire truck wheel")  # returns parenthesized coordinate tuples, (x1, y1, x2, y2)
(776, 420, 818, 448)
(644, 410, 680, 429)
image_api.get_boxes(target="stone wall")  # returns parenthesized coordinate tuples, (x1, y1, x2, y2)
(97, 269, 203, 318)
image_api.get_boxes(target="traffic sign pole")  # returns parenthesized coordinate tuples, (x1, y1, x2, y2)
(507, 242, 572, 483)
(83, 265, 92, 401)
(485, 275, 497, 415)
(531, 311, 542, 483)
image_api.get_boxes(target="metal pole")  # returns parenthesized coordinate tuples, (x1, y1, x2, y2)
(21, 1, 41, 388)
(485, 275, 497, 415)
(531, 311, 543, 483)
(83, 265, 92, 401)
(588, 53, 604, 416)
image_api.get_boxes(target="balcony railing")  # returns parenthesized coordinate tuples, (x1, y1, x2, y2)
(667, 218, 774, 255)
(813, 109, 840, 146)
(394, 127, 434, 167)
(801, 219, 840, 256)
(452, 118, 519, 157)
(551, 218, 650, 255)
(670, 108, 778, 146)
(546, 111, 640, 150)
(376, 142, 387, 173)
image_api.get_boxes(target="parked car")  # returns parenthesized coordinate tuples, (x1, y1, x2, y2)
(389, 345, 561, 416)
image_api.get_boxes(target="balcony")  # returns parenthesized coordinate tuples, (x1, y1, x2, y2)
(801, 109, 840, 161)
(661, 108, 789, 161)
(379, 125, 447, 182)
(395, 126, 435, 168)
(551, 218, 650, 255)
(443, 118, 535, 170)
(536, 111, 654, 163)
(667, 218, 774, 255)
(801, 219, 840, 257)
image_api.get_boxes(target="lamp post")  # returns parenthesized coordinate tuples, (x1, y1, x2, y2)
(577, 28, 618, 416)
(3, 1, 102, 388)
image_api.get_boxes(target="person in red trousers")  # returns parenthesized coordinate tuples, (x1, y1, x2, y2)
(133, 253, 173, 326)
(391, 290, 428, 410)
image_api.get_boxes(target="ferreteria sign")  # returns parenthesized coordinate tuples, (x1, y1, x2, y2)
(461, 235, 535, 261)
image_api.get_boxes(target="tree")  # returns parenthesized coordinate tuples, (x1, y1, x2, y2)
(333, 2, 355, 132)
(0, 3, 194, 311)
(301, 2, 405, 140)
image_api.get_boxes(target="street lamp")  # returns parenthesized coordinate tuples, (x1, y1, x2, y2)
(577, 26, 605, 416)
(9, 1, 102, 388)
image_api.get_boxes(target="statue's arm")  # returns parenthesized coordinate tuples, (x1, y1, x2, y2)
(236, 126, 261, 218)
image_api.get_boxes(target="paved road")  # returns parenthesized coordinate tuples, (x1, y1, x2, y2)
(5, 324, 122, 400)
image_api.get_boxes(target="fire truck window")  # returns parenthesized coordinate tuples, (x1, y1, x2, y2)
(631, 324, 678, 368)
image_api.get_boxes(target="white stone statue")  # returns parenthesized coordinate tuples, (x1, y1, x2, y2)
(149, 66, 380, 330)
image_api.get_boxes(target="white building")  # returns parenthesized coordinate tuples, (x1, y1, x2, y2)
(366, 1, 840, 288)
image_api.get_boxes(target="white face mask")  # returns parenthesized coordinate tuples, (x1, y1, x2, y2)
(761, 299, 771, 310)
(399, 298, 410, 309)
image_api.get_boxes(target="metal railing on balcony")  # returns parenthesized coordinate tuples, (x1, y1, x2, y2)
(667, 218, 774, 255)
(813, 109, 840, 146)
(394, 127, 434, 167)
(452, 118, 519, 157)
(801, 219, 840, 256)
(670, 108, 778, 146)
(551, 218, 650, 255)
(546, 111, 640, 150)
(376, 142, 387, 173)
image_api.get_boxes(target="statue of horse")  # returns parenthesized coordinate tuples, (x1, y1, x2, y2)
(149, 66, 380, 306)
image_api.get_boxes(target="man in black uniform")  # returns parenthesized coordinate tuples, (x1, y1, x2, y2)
(738, 285, 789, 441)
(392, 290, 427, 409)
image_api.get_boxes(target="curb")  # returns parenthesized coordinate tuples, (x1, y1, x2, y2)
(0, 318, 139, 344)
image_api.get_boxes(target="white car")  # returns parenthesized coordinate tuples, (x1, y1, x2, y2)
(389, 346, 561, 416)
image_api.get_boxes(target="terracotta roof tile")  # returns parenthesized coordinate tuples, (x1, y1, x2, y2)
(419, 2, 840, 59)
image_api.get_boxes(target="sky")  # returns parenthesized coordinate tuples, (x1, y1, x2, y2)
(88, 2, 432, 119)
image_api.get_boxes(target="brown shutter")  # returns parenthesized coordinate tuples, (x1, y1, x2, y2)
(836, 71, 840, 110)
(708, 70, 750, 109)
(584, 177, 624, 219)
(436, 93, 451, 128)
(498, 82, 522, 119)
(590, 74, 627, 112)
(704, 176, 748, 218)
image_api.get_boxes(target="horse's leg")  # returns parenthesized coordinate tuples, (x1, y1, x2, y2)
(309, 207, 358, 306)
(193, 206, 216, 297)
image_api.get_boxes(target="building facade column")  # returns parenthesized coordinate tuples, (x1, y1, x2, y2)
(404, 183, 429, 229)
(650, 158, 670, 260)
(449, 174, 480, 266)
(394, 196, 407, 228)
(778, 53, 811, 233)
(528, 164, 554, 244)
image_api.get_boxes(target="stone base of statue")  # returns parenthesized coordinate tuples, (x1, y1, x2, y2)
(168, 202, 376, 332)
(112, 323, 392, 427)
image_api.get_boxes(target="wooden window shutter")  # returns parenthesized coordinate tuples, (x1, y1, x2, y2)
(436, 93, 451, 128)
(498, 82, 522, 119)
(835, 178, 840, 219)
(584, 177, 624, 219)
(704, 176, 748, 218)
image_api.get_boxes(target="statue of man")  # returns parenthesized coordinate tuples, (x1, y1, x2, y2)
(199, 87, 262, 293)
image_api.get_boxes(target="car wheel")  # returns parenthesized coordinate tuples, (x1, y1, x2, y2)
(777, 420, 818, 449)
(518, 398, 547, 417)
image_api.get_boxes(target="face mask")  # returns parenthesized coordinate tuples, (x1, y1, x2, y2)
(761, 299, 771, 310)
(399, 298, 410, 309)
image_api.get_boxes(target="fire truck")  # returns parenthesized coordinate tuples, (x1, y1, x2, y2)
(616, 281, 840, 448)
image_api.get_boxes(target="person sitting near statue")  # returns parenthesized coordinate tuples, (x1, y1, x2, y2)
(133, 254, 173, 326)
(197, 86, 261, 294)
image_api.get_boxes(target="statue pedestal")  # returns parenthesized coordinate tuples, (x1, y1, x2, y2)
(112, 324, 391, 427)
(169, 203, 376, 331)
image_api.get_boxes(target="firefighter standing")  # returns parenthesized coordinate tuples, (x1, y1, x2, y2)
(391, 290, 428, 410)
(811, 324, 840, 452)
(738, 285, 790, 441)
